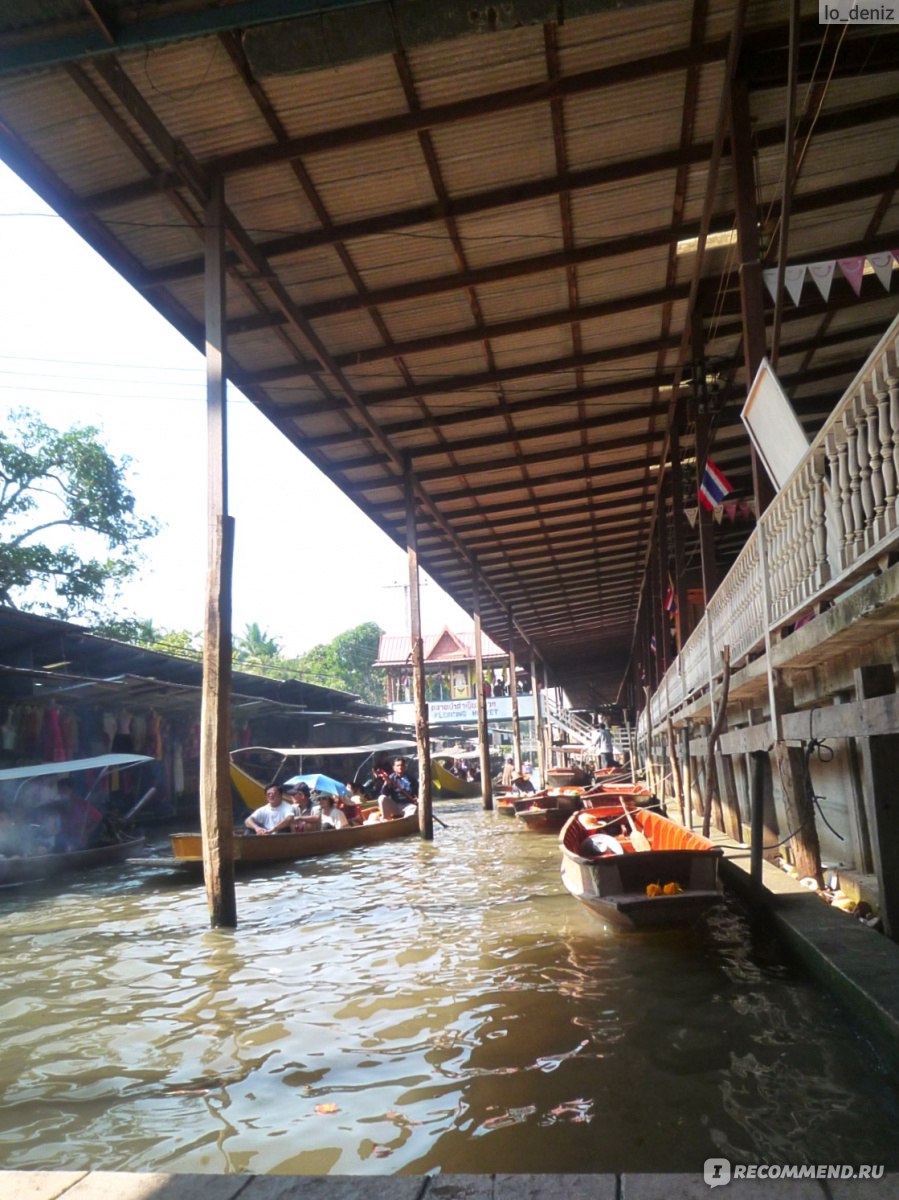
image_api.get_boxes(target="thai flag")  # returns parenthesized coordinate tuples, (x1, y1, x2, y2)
(698, 458, 734, 511)
(664, 583, 677, 613)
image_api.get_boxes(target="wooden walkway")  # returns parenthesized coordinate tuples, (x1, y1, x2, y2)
(2, 1171, 896, 1198)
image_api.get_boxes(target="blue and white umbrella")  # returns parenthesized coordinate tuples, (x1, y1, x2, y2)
(283, 773, 349, 798)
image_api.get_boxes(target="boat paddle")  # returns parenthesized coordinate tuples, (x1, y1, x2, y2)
(620, 800, 651, 851)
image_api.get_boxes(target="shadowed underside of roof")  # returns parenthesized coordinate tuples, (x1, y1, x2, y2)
(1, 1, 898, 707)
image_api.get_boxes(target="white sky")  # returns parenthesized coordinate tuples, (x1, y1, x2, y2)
(0, 162, 473, 656)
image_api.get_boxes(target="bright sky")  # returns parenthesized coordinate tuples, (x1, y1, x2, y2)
(0, 162, 473, 656)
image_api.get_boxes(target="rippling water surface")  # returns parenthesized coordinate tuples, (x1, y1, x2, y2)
(0, 801, 897, 1176)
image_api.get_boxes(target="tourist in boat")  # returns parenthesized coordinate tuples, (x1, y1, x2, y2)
(511, 771, 535, 796)
(245, 785, 295, 835)
(318, 793, 349, 830)
(377, 758, 418, 820)
(57, 779, 104, 850)
(286, 782, 314, 831)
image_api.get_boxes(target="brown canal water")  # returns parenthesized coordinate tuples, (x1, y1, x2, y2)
(0, 799, 897, 1177)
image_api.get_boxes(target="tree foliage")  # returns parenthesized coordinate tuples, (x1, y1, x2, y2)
(0, 409, 158, 619)
(234, 622, 281, 668)
(294, 621, 384, 703)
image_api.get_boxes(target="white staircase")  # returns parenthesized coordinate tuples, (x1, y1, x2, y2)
(543, 696, 596, 750)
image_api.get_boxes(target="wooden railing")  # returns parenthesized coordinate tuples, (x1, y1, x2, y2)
(644, 312, 899, 734)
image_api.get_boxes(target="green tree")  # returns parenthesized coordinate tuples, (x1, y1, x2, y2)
(0, 409, 158, 619)
(234, 622, 282, 669)
(296, 621, 384, 703)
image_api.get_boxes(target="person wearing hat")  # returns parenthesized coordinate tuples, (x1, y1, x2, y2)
(287, 782, 313, 816)
(318, 792, 349, 831)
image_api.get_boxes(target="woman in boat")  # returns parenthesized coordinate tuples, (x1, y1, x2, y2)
(318, 793, 349, 831)
(245, 785, 295, 835)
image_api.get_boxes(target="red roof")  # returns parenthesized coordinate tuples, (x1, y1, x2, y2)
(375, 626, 505, 666)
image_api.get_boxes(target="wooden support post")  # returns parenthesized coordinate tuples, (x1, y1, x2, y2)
(772, 681, 823, 885)
(750, 749, 767, 894)
(703, 646, 731, 837)
(681, 723, 694, 831)
(531, 657, 546, 784)
(199, 174, 236, 929)
(404, 465, 432, 841)
(508, 609, 522, 774)
(667, 715, 685, 825)
(669, 419, 691, 648)
(625, 713, 637, 785)
(471, 567, 493, 811)
(730, 72, 776, 516)
(642, 686, 655, 794)
(716, 739, 743, 843)
(854, 665, 899, 938)
(540, 662, 554, 772)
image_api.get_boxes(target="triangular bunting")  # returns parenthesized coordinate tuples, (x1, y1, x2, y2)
(712, 505, 724, 524)
(685, 507, 699, 529)
(868, 252, 895, 292)
(723, 501, 738, 522)
(762, 268, 779, 303)
(807, 261, 836, 302)
(838, 256, 866, 296)
(784, 264, 807, 306)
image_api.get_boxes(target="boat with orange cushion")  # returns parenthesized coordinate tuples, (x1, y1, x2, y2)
(515, 788, 584, 832)
(559, 805, 723, 928)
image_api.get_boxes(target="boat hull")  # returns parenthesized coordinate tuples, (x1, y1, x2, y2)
(0, 837, 145, 886)
(431, 759, 482, 799)
(170, 813, 418, 865)
(559, 806, 722, 929)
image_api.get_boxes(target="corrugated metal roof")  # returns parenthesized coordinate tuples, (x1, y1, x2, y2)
(1, 1, 898, 705)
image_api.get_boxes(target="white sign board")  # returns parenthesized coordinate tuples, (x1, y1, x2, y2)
(741, 358, 809, 490)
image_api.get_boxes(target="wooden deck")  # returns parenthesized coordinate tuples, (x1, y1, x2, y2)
(1, 1171, 895, 1198)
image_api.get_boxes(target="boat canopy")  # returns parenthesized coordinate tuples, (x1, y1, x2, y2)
(232, 739, 418, 758)
(0, 753, 155, 782)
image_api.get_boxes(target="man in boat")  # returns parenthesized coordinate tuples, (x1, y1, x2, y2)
(245, 785, 296, 835)
(501, 757, 515, 788)
(377, 757, 418, 820)
(57, 780, 104, 850)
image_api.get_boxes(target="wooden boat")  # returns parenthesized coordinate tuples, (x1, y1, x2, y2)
(515, 789, 584, 832)
(0, 752, 155, 886)
(545, 764, 591, 788)
(584, 781, 662, 813)
(170, 812, 418, 866)
(559, 805, 723, 929)
(431, 758, 482, 800)
(0, 836, 146, 886)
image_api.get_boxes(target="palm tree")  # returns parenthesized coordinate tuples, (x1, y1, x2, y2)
(234, 622, 281, 668)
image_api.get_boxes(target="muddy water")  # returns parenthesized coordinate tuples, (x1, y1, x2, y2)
(0, 800, 897, 1176)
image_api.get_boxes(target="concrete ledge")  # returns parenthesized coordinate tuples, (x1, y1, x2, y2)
(714, 835, 899, 1067)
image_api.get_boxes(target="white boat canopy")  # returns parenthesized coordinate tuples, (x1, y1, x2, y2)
(0, 753, 155, 782)
(231, 740, 418, 758)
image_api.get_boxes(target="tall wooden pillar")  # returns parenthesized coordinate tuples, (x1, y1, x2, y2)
(531, 657, 546, 783)
(471, 567, 493, 811)
(507, 608, 522, 773)
(854, 665, 899, 937)
(656, 482, 672, 670)
(669, 418, 691, 647)
(199, 175, 236, 929)
(692, 314, 719, 604)
(404, 464, 432, 840)
(730, 73, 776, 516)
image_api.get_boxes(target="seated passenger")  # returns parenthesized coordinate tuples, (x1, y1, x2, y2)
(511, 773, 535, 795)
(57, 780, 104, 850)
(245, 785, 295, 835)
(319, 794, 348, 830)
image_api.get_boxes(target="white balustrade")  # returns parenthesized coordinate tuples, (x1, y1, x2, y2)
(642, 314, 899, 730)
